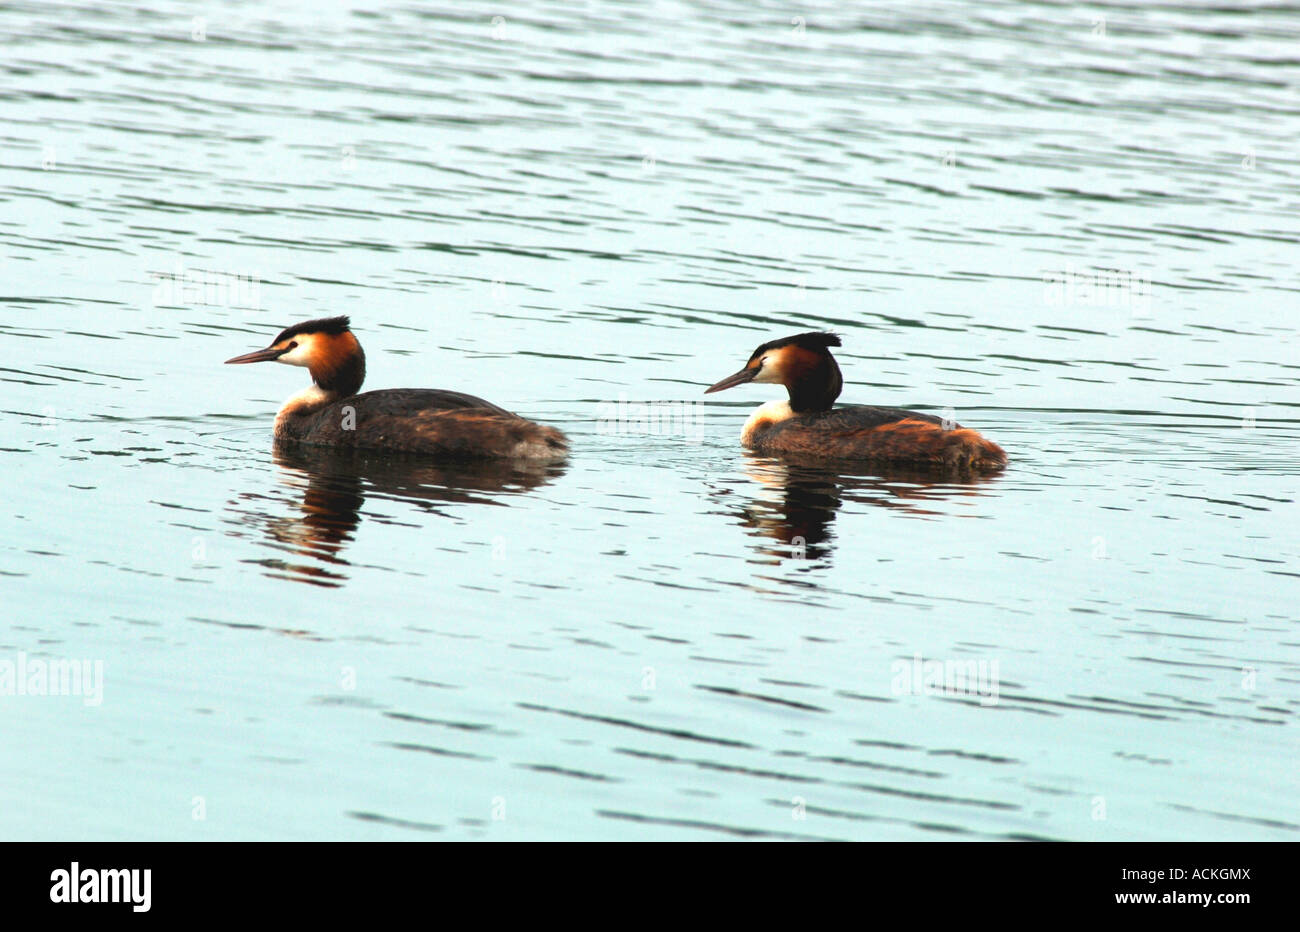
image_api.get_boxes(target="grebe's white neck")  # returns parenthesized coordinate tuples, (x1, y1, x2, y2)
(274, 385, 333, 436)
(741, 400, 793, 447)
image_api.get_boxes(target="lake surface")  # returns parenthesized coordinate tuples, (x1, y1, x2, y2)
(2, 0, 1297, 840)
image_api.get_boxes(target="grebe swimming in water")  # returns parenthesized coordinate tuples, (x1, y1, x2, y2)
(225, 316, 567, 461)
(704, 332, 1006, 472)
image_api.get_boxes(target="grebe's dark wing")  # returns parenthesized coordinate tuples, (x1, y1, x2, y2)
(293, 390, 566, 460)
(347, 389, 517, 418)
(759, 405, 1004, 471)
(813, 406, 945, 430)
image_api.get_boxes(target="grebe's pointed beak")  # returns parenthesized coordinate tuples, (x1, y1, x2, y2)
(225, 346, 285, 365)
(704, 366, 758, 394)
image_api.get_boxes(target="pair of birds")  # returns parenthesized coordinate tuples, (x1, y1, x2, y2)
(226, 316, 1006, 472)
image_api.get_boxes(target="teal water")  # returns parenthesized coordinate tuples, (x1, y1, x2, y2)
(1, 0, 1297, 840)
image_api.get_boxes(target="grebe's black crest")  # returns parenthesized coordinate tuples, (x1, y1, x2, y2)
(273, 315, 352, 344)
(748, 331, 840, 361)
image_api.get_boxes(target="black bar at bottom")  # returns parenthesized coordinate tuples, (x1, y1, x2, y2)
(1, 841, 1286, 919)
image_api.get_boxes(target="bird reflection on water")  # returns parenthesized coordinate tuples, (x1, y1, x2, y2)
(727, 453, 1004, 564)
(225, 442, 565, 587)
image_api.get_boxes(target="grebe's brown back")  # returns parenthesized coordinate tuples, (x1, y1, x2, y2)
(704, 332, 1005, 472)
(226, 316, 567, 461)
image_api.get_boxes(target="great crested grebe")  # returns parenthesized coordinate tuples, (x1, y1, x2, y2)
(225, 316, 567, 461)
(704, 332, 1006, 472)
